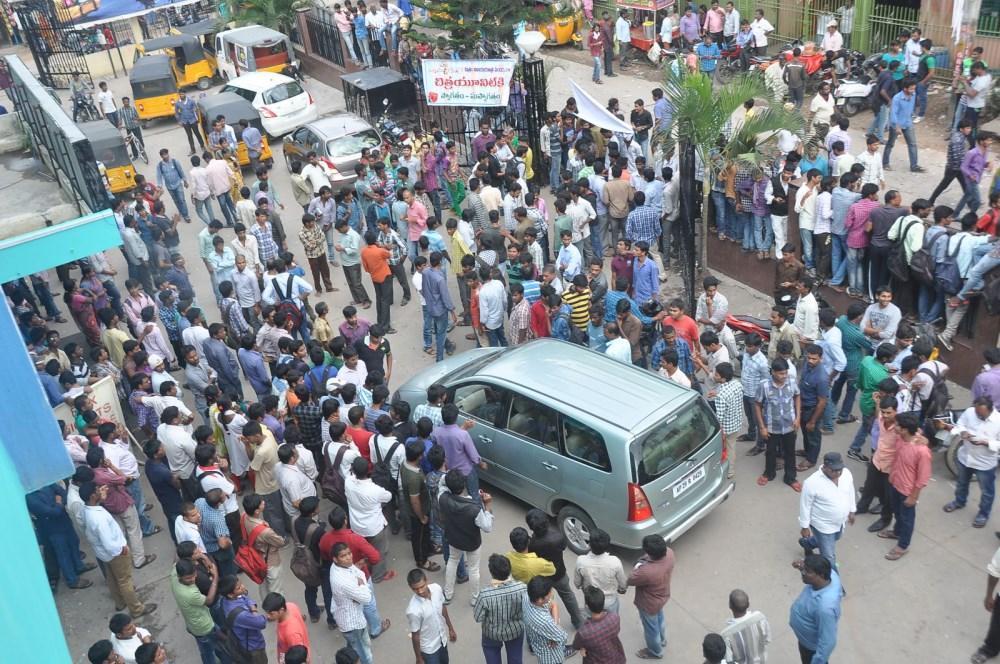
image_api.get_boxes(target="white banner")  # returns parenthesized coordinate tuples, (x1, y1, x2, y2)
(54, 376, 143, 458)
(569, 80, 635, 138)
(421, 59, 518, 107)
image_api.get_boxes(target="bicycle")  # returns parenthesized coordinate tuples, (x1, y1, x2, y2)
(121, 127, 149, 164)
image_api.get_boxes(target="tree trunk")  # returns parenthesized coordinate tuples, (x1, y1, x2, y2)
(678, 140, 697, 314)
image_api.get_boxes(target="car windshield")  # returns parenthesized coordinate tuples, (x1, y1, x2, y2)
(131, 78, 176, 97)
(262, 81, 304, 104)
(635, 399, 719, 484)
(326, 129, 380, 158)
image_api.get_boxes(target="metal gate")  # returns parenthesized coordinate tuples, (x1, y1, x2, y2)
(5, 55, 107, 214)
(17, 0, 93, 89)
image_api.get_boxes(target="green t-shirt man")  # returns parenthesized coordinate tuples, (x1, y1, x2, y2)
(856, 355, 889, 416)
(170, 569, 214, 637)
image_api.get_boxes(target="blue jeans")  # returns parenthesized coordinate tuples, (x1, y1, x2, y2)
(421, 304, 432, 349)
(959, 248, 1000, 298)
(737, 211, 753, 250)
(804, 527, 842, 567)
(799, 228, 814, 269)
(831, 233, 848, 285)
(639, 609, 666, 657)
(486, 326, 508, 347)
(637, 138, 650, 162)
(712, 191, 730, 238)
(193, 630, 231, 664)
(954, 458, 997, 519)
(883, 125, 919, 170)
(831, 368, 859, 420)
(890, 485, 916, 549)
(549, 154, 562, 191)
(849, 411, 875, 453)
(357, 35, 374, 67)
(432, 311, 451, 361)
(915, 82, 929, 117)
(344, 627, 374, 664)
(918, 282, 944, 323)
(753, 213, 772, 252)
(954, 179, 983, 219)
(167, 185, 190, 220)
(868, 105, 889, 138)
(125, 480, 157, 535)
(847, 247, 865, 293)
(591, 214, 606, 258)
(422, 645, 449, 664)
(483, 634, 524, 664)
(46, 527, 85, 586)
(592, 55, 602, 82)
(193, 196, 214, 225)
(216, 192, 236, 226)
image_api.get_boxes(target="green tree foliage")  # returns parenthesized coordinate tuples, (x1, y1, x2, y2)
(407, 0, 546, 53)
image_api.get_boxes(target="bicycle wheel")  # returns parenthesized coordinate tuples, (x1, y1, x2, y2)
(134, 136, 149, 164)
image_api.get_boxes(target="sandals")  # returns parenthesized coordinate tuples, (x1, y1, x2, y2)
(756, 475, 770, 487)
(885, 547, 908, 561)
(423, 347, 435, 355)
(419, 560, 442, 572)
(134, 554, 157, 569)
(943, 501, 963, 513)
(877, 529, 898, 540)
(787, 481, 802, 493)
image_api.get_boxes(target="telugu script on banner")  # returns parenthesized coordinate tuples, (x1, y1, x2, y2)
(420, 59, 518, 107)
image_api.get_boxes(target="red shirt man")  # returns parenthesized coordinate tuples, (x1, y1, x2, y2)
(319, 518, 381, 579)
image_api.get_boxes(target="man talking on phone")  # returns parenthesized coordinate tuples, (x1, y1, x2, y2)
(942, 396, 1000, 529)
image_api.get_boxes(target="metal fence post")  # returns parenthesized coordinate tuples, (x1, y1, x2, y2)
(522, 56, 546, 185)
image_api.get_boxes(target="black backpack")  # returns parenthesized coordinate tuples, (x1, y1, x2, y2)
(192, 468, 224, 501)
(918, 363, 951, 420)
(371, 434, 402, 493)
(558, 311, 587, 345)
(935, 236, 966, 295)
(910, 232, 947, 287)
(320, 442, 350, 508)
(887, 219, 919, 283)
(271, 277, 303, 332)
(219, 605, 254, 663)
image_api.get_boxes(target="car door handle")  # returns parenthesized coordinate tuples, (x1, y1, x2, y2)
(478, 435, 492, 444)
(541, 462, 558, 471)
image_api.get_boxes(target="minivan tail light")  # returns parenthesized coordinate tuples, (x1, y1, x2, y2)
(260, 106, 277, 118)
(307, 92, 314, 105)
(721, 442, 729, 463)
(627, 482, 653, 522)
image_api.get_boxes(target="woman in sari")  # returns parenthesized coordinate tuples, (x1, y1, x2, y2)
(442, 141, 466, 215)
(62, 279, 101, 346)
(79, 263, 110, 312)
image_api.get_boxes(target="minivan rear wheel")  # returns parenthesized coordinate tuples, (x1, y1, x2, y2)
(558, 505, 595, 555)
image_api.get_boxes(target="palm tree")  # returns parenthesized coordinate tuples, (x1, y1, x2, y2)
(655, 68, 804, 311)
(227, 0, 314, 36)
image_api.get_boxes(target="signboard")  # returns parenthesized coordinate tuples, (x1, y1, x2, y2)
(420, 59, 517, 107)
(53, 376, 142, 454)
(60, 0, 203, 28)
(615, 0, 674, 10)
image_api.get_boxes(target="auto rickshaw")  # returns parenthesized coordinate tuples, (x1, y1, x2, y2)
(196, 92, 273, 168)
(80, 120, 136, 194)
(134, 34, 217, 90)
(214, 25, 297, 81)
(171, 18, 223, 57)
(536, 0, 584, 46)
(130, 55, 179, 124)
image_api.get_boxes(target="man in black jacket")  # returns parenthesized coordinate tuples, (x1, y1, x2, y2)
(439, 468, 494, 605)
(526, 508, 585, 630)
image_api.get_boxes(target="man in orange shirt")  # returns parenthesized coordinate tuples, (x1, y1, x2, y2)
(666, 297, 701, 355)
(263, 592, 311, 662)
(362, 231, 395, 333)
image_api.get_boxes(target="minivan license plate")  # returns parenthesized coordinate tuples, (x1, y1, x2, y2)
(672, 466, 706, 498)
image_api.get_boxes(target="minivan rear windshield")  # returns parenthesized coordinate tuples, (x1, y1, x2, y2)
(326, 129, 380, 158)
(635, 399, 719, 484)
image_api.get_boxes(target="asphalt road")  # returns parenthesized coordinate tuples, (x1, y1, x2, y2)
(47, 60, 998, 664)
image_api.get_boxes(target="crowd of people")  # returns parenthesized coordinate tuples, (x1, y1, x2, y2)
(9, 3, 1000, 662)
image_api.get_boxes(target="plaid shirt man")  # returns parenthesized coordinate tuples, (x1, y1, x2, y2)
(159, 300, 182, 342)
(221, 296, 250, 337)
(299, 224, 327, 259)
(625, 204, 661, 246)
(509, 297, 532, 344)
(293, 401, 324, 446)
(651, 336, 694, 376)
(571, 612, 625, 663)
(755, 377, 799, 435)
(250, 222, 279, 263)
(119, 104, 140, 130)
(377, 227, 407, 266)
(524, 600, 568, 664)
(715, 379, 745, 435)
(195, 496, 230, 553)
(735, 164, 754, 211)
(740, 349, 771, 401)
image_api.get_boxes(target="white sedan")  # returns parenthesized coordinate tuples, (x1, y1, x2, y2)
(220, 71, 319, 137)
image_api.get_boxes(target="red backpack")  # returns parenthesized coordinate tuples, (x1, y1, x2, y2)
(234, 514, 269, 584)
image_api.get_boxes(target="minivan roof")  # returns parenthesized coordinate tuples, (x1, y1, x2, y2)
(474, 339, 691, 431)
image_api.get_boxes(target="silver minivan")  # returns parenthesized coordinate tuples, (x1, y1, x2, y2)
(393, 339, 734, 553)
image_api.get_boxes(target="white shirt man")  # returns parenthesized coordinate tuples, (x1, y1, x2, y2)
(605, 336, 633, 363)
(277, 461, 317, 520)
(660, 364, 692, 388)
(345, 473, 392, 537)
(723, 6, 740, 40)
(372, 432, 405, 483)
(325, 439, 361, 478)
(749, 14, 774, 48)
(820, 25, 843, 53)
(798, 460, 856, 538)
(566, 196, 596, 244)
(82, 503, 128, 563)
(96, 88, 116, 115)
(111, 624, 152, 664)
(182, 324, 211, 359)
(301, 161, 331, 193)
(904, 34, 922, 74)
(953, 405, 1000, 471)
(262, 271, 313, 309)
(794, 290, 819, 342)
(174, 513, 206, 552)
(406, 581, 450, 658)
(330, 558, 372, 633)
(615, 14, 631, 43)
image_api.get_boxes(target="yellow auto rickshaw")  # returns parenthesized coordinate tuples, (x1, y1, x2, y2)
(80, 120, 136, 194)
(130, 55, 179, 124)
(134, 34, 217, 90)
(171, 18, 223, 57)
(197, 92, 273, 169)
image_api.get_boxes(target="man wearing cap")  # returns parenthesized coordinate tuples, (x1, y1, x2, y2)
(820, 20, 844, 73)
(798, 452, 856, 568)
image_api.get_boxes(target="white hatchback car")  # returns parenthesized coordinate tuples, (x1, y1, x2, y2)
(220, 71, 319, 137)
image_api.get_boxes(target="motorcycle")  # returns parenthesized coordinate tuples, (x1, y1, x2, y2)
(375, 99, 411, 153)
(715, 41, 745, 83)
(727, 313, 772, 357)
(833, 52, 882, 117)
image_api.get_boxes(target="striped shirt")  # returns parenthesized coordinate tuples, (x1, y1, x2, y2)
(715, 380, 745, 435)
(119, 104, 140, 129)
(473, 579, 526, 642)
(329, 563, 372, 632)
(561, 288, 591, 330)
(721, 610, 771, 664)
(740, 350, 771, 402)
(755, 378, 799, 435)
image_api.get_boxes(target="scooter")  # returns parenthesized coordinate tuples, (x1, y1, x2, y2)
(833, 52, 881, 117)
